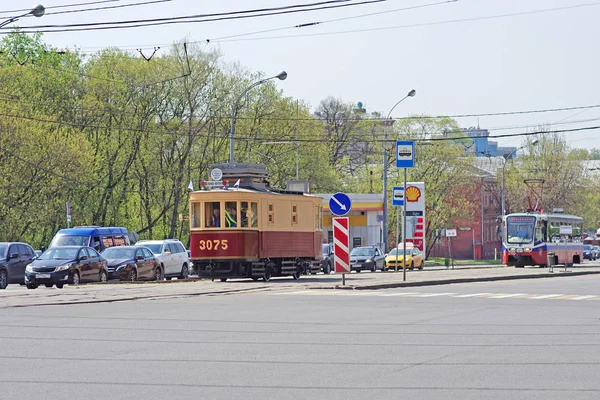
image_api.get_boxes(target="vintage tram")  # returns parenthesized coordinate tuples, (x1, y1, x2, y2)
(189, 164, 323, 281)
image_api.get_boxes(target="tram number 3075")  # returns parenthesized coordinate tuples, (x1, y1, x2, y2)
(198, 239, 229, 251)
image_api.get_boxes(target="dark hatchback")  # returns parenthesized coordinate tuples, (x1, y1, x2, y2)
(101, 246, 162, 281)
(24, 246, 108, 289)
(349, 245, 386, 272)
(0, 242, 37, 289)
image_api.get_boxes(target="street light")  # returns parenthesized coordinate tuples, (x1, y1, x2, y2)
(229, 71, 287, 165)
(501, 139, 539, 216)
(382, 89, 416, 252)
(0, 4, 45, 28)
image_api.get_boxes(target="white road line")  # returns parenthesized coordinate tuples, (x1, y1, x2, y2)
(489, 293, 529, 298)
(527, 294, 564, 299)
(453, 293, 492, 298)
(379, 292, 422, 297)
(567, 295, 598, 301)
(415, 293, 456, 297)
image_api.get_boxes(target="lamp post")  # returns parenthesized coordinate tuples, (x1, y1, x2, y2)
(229, 71, 287, 165)
(0, 4, 45, 28)
(501, 139, 539, 216)
(382, 89, 416, 252)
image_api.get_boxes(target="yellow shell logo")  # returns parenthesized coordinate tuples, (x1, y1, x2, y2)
(405, 186, 421, 202)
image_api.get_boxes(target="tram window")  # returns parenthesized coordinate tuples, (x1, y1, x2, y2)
(240, 202, 249, 228)
(225, 201, 238, 228)
(292, 203, 298, 224)
(205, 202, 221, 228)
(191, 202, 202, 228)
(250, 202, 258, 228)
(268, 202, 274, 224)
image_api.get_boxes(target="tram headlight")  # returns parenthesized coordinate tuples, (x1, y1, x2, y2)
(516, 248, 524, 253)
(524, 248, 532, 252)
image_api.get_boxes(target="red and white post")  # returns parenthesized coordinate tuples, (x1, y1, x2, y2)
(333, 217, 350, 285)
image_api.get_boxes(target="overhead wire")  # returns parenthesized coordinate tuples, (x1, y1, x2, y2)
(44, 0, 173, 16)
(0, 0, 121, 15)
(212, 1, 600, 43)
(2, 0, 390, 33)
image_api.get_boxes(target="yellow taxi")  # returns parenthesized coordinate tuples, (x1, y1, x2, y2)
(384, 244, 424, 271)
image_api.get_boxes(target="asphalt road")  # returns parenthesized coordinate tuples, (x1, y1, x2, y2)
(1, 275, 599, 399)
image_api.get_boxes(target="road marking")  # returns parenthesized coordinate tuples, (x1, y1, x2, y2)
(548, 295, 583, 300)
(453, 293, 492, 298)
(488, 293, 529, 298)
(379, 292, 421, 297)
(566, 295, 597, 301)
(416, 293, 456, 297)
(527, 294, 564, 299)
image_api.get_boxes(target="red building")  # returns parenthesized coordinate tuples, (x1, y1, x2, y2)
(429, 162, 502, 260)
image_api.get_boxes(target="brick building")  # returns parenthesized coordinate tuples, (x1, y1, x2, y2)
(429, 157, 503, 260)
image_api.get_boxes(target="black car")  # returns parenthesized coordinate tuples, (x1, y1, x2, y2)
(321, 243, 334, 274)
(101, 246, 162, 281)
(24, 246, 108, 289)
(0, 242, 37, 289)
(349, 245, 386, 272)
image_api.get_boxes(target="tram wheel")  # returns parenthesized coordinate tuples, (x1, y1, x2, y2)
(220, 278, 227, 282)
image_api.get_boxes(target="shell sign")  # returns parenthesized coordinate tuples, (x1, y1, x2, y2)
(405, 186, 422, 202)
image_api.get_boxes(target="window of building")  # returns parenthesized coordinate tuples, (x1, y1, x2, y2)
(191, 202, 202, 228)
(292, 203, 298, 224)
(268, 202, 274, 224)
(205, 202, 221, 228)
(225, 201, 238, 228)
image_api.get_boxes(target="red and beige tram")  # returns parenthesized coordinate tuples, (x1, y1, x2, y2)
(189, 165, 323, 281)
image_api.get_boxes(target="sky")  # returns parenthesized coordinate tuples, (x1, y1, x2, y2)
(2, 0, 600, 150)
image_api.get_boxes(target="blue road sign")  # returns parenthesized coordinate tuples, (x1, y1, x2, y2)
(396, 140, 414, 168)
(392, 186, 404, 206)
(329, 192, 352, 216)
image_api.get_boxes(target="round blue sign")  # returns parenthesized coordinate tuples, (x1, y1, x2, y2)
(329, 192, 352, 216)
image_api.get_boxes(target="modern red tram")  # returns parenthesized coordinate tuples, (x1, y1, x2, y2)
(189, 164, 323, 281)
(502, 211, 583, 267)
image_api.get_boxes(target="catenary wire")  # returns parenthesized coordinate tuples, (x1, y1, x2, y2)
(212, 2, 600, 43)
(0, 0, 121, 15)
(45, 0, 173, 16)
(2, 0, 390, 33)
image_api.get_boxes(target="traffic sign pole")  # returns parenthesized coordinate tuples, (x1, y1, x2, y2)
(333, 217, 350, 286)
(403, 167, 407, 281)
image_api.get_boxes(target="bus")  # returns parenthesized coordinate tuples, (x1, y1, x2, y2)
(502, 211, 583, 268)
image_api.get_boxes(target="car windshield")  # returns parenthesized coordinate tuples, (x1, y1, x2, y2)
(50, 235, 90, 247)
(102, 247, 135, 259)
(350, 248, 374, 257)
(388, 248, 410, 256)
(137, 243, 161, 254)
(0, 246, 6, 258)
(584, 245, 592, 250)
(39, 248, 78, 260)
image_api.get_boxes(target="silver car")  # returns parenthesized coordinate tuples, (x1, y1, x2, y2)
(134, 239, 190, 279)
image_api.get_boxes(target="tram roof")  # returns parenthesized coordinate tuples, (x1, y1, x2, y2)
(190, 187, 319, 198)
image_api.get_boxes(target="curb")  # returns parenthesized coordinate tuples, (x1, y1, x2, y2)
(321, 270, 600, 290)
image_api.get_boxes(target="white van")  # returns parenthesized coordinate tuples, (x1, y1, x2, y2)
(134, 239, 189, 279)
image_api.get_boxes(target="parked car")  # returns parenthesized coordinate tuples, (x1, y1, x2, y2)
(321, 243, 334, 274)
(583, 245, 596, 261)
(24, 246, 108, 289)
(101, 246, 162, 281)
(49, 226, 130, 252)
(134, 239, 189, 280)
(384, 245, 424, 271)
(593, 246, 600, 260)
(349, 245, 385, 272)
(0, 242, 37, 289)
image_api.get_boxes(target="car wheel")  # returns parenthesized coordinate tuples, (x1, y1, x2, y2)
(154, 266, 163, 281)
(44, 284, 53, 288)
(0, 270, 7, 289)
(128, 269, 137, 282)
(409, 262, 414, 270)
(55, 284, 64, 289)
(324, 262, 331, 274)
(71, 271, 80, 286)
(26, 283, 38, 289)
(99, 270, 107, 283)
(356, 269, 361, 273)
(179, 264, 189, 280)
(419, 262, 424, 270)
(371, 263, 376, 272)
